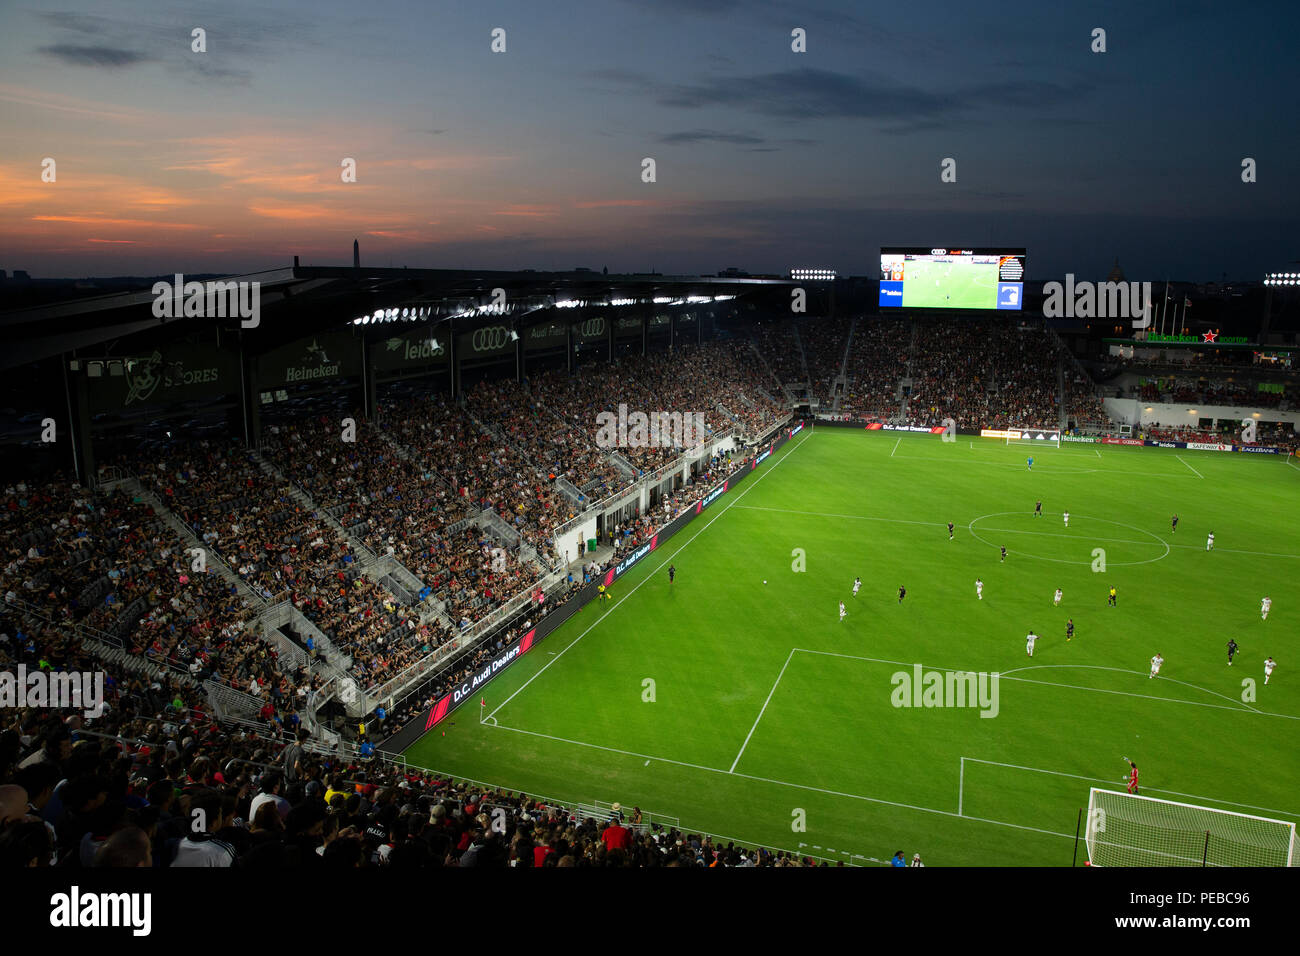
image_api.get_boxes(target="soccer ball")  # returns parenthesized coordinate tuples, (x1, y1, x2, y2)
(763, 580, 767, 585)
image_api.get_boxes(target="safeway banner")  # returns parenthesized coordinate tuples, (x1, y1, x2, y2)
(1184, 442, 1233, 452)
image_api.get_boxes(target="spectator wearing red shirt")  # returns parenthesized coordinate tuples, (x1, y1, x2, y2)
(601, 818, 630, 850)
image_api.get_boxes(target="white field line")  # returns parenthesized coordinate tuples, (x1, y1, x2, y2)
(891, 437, 900, 457)
(730, 647, 796, 772)
(1176, 454, 1206, 478)
(485, 430, 808, 721)
(731, 505, 1300, 559)
(1095, 449, 1102, 458)
(960, 757, 1300, 821)
(485, 719, 1077, 842)
(793, 648, 1297, 720)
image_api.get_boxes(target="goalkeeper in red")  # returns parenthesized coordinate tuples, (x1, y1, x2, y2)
(1123, 758, 1139, 795)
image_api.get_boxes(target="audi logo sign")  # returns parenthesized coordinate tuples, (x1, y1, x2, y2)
(472, 326, 511, 351)
(581, 318, 606, 337)
(931, 249, 946, 256)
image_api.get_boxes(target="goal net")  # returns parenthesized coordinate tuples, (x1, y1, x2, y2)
(1005, 428, 1060, 448)
(1085, 788, 1299, 867)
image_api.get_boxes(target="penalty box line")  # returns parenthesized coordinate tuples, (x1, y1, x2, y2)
(958, 757, 1300, 823)
(482, 718, 1077, 844)
(484, 428, 809, 723)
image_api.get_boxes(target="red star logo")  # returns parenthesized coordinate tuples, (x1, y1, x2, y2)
(1202, 330, 1218, 343)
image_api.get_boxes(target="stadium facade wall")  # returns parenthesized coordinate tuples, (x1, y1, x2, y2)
(1103, 398, 1300, 430)
(382, 424, 802, 755)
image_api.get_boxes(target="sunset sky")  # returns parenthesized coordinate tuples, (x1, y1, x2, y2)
(1, 0, 1296, 280)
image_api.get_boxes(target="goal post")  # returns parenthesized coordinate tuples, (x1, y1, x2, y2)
(1005, 428, 1060, 449)
(1084, 788, 1299, 867)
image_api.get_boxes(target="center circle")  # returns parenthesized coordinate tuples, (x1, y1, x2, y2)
(966, 512, 1171, 567)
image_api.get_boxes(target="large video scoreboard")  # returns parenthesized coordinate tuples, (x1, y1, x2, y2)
(879, 247, 1025, 310)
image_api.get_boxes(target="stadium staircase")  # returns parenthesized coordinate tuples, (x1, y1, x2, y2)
(788, 321, 816, 410)
(98, 473, 270, 611)
(831, 316, 857, 413)
(247, 450, 456, 634)
(553, 476, 586, 507)
(1, 594, 287, 734)
(896, 321, 920, 422)
(747, 339, 795, 408)
(608, 451, 639, 480)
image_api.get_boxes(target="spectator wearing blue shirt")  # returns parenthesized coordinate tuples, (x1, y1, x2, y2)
(359, 738, 374, 759)
(891, 850, 907, 867)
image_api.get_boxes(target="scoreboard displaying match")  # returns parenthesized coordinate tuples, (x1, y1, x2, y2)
(879, 247, 1026, 310)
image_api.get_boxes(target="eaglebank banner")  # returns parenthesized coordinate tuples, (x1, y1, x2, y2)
(392, 426, 795, 743)
(1184, 442, 1233, 452)
(1062, 435, 1102, 444)
(1235, 445, 1281, 454)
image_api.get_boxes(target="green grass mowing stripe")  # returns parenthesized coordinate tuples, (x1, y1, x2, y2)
(407, 428, 1300, 865)
(484, 427, 812, 725)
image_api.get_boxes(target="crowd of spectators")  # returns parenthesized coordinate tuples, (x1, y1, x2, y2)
(907, 320, 1061, 431)
(840, 318, 910, 420)
(0, 618, 855, 867)
(1135, 376, 1288, 409)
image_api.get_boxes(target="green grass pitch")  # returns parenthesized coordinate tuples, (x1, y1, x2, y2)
(901, 258, 999, 309)
(402, 430, 1300, 865)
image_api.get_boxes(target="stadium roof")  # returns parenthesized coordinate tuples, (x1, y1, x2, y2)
(0, 264, 797, 369)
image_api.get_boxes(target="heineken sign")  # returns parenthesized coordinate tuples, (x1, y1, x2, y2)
(1145, 333, 1248, 345)
(256, 332, 358, 385)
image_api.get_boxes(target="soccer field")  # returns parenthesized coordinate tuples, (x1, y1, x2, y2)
(901, 258, 999, 309)
(402, 430, 1300, 866)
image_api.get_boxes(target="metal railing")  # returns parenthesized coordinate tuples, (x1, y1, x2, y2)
(551, 423, 737, 543)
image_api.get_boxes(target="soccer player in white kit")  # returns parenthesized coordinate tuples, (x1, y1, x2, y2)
(839, 601, 847, 622)
(1206, 531, 1214, 551)
(852, 577, 861, 597)
(1261, 596, 1271, 620)
(1063, 510, 1070, 528)
(1025, 630, 1039, 657)
(1149, 653, 1164, 678)
(1053, 588, 1062, 607)
(975, 578, 983, 600)
(1264, 657, 1276, 684)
